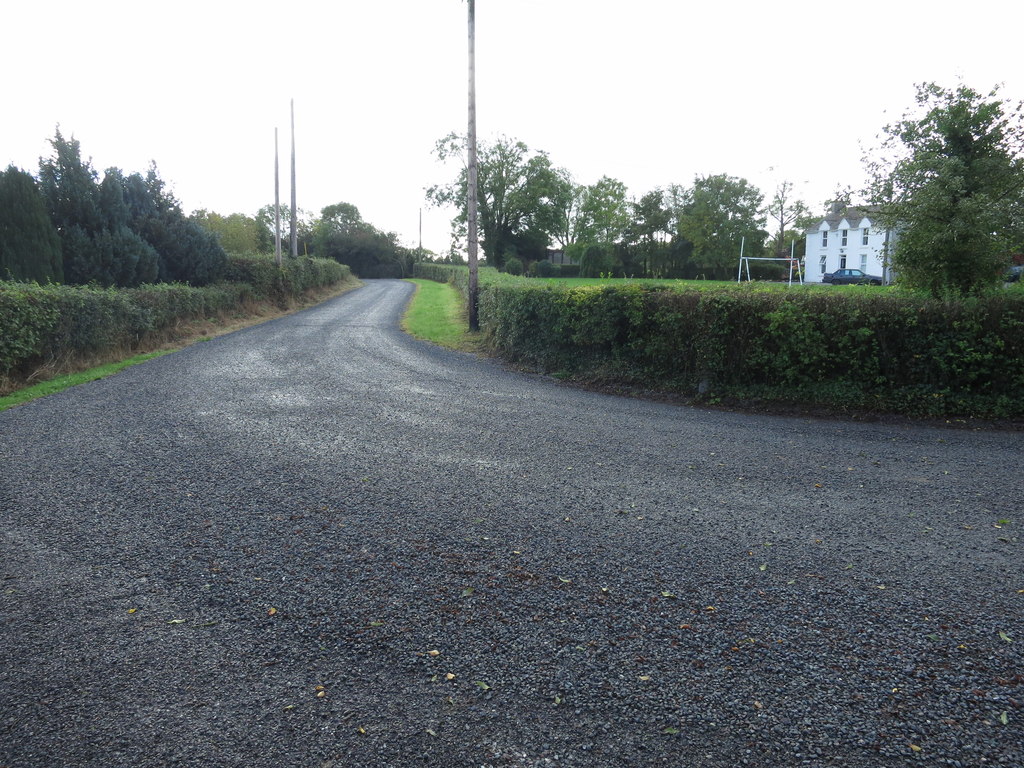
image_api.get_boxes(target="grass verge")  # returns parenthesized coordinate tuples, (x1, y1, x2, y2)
(0, 279, 361, 410)
(0, 352, 173, 412)
(402, 279, 483, 353)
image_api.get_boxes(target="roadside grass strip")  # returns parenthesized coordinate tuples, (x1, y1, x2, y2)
(402, 278, 483, 352)
(0, 351, 173, 412)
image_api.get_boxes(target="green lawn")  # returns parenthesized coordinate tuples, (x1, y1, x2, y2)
(402, 279, 481, 352)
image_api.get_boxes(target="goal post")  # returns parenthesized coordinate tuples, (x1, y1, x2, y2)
(736, 256, 804, 286)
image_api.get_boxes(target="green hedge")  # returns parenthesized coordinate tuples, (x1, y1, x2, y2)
(1, 254, 354, 377)
(413, 265, 1024, 418)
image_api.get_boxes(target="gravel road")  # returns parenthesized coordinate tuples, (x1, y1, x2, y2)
(1, 279, 1021, 768)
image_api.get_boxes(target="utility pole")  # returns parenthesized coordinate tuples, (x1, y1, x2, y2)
(290, 98, 298, 258)
(466, 0, 480, 330)
(274, 128, 282, 267)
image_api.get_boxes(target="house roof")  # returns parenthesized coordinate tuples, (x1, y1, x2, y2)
(807, 204, 882, 233)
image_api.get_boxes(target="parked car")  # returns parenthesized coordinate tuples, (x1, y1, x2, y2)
(1005, 264, 1023, 283)
(822, 268, 883, 285)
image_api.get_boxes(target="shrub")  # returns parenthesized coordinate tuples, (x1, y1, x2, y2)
(476, 279, 1024, 419)
(0, 255, 353, 377)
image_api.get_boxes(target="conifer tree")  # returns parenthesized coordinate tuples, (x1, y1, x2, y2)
(0, 166, 63, 282)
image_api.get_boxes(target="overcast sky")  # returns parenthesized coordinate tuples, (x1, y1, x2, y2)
(4, 0, 1022, 254)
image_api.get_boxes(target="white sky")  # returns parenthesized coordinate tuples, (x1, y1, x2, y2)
(4, 0, 1022, 254)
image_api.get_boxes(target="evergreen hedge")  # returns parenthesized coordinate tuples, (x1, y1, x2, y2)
(413, 264, 1024, 418)
(1, 255, 353, 377)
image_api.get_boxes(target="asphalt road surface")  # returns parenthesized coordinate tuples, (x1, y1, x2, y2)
(1, 280, 1021, 767)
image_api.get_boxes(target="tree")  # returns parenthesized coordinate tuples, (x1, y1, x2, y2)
(256, 204, 315, 255)
(867, 82, 1024, 295)
(191, 210, 265, 254)
(628, 189, 672, 277)
(676, 174, 766, 278)
(37, 130, 160, 286)
(576, 176, 631, 245)
(38, 128, 106, 284)
(546, 167, 585, 249)
(313, 202, 410, 278)
(98, 168, 159, 285)
(766, 181, 810, 259)
(119, 164, 226, 285)
(427, 133, 559, 269)
(0, 166, 63, 282)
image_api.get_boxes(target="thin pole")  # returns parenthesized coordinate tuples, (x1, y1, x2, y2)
(466, 0, 480, 331)
(290, 99, 298, 258)
(274, 128, 282, 267)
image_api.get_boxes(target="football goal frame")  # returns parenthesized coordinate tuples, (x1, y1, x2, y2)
(736, 256, 804, 286)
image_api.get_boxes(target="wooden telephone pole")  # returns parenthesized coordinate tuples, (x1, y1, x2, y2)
(274, 128, 282, 267)
(466, 0, 480, 330)
(290, 99, 298, 258)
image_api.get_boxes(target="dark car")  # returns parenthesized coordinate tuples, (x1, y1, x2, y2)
(823, 268, 883, 285)
(1006, 265, 1023, 283)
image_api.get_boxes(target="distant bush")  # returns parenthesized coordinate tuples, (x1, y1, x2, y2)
(0, 254, 353, 378)
(533, 260, 555, 277)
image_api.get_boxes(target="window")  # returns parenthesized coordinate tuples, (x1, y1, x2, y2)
(861, 254, 868, 272)
(819, 255, 827, 275)
(821, 231, 828, 247)
(841, 229, 848, 246)
(862, 228, 870, 245)
(839, 254, 847, 269)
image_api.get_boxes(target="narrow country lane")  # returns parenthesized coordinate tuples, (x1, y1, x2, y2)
(1, 280, 1020, 767)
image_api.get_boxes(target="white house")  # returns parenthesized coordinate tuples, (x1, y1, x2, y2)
(803, 204, 895, 283)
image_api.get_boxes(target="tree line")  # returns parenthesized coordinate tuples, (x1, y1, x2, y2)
(1, 130, 417, 286)
(1, 130, 226, 287)
(429, 82, 1024, 294)
(427, 132, 810, 280)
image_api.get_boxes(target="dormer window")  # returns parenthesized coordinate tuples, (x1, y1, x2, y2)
(862, 228, 870, 245)
(841, 230, 848, 247)
(822, 231, 828, 247)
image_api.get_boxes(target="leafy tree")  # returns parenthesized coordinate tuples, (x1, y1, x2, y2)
(867, 82, 1024, 295)
(574, 176, 631, 246)
(191, 210, 265, 254)
(546, 168, 585, 249)
(0, 166, 63, 282)
(676, 174, 766, 279)
(626, 189, 673, 277)
(427, 133, 559, 269)
(766, 180, 810, 259)
(256, 204, 315, 255)
(313, 201, 411, 278)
